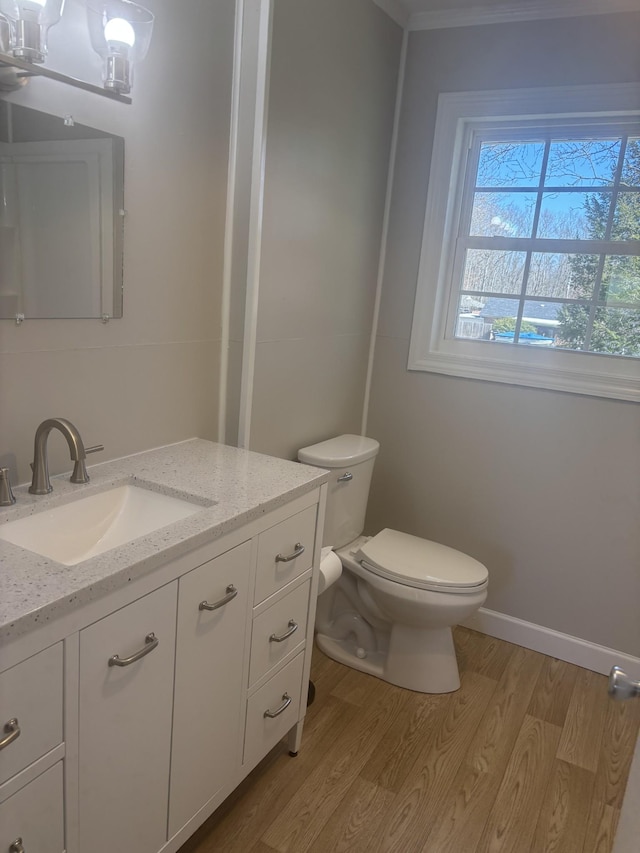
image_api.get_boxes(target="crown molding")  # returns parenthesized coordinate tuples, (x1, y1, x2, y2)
(372, 0, 410, 28)
(408, 0, 640, 31)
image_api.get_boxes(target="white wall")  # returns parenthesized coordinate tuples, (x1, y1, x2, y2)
(367, 12, 640, 655)
(246, 0, 402, 459)
(0, 0, 235, 483)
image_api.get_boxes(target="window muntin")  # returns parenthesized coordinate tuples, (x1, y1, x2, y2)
(450, 125, 640, 360)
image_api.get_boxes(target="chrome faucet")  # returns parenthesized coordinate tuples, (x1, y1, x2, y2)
(29, 418, 103, 495)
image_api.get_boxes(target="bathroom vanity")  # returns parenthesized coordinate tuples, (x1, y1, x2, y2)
(0, 440, 328, 853)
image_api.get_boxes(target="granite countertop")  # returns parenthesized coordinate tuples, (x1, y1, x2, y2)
(0, 439, 329, 642)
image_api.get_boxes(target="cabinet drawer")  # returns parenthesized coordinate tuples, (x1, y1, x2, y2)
(255, 506, 316, 605)
(249, 581, 310, 687)
(0, 644, 62, 786)
(0, 762, 64, 853)
(244, 653, 305, 770)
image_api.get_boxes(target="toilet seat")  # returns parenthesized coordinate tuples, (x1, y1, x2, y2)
(355, 528, 488, 594)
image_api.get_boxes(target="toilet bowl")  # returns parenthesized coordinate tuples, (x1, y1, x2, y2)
(299, 435, 488, 694)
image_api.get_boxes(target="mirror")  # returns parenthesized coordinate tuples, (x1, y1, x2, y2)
(0, 101, 124, 320)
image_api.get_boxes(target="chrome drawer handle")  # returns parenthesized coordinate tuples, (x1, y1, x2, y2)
(275, 543, 305, 563)
(269, 619, 298, 643)
(0, 718, 20, 751)
(10, 839, 25, 853)
(264, 693, 292, 718)
(108, 633, 159, 667)
(337, 472, 353, 482)
(199, 584, 238, 612)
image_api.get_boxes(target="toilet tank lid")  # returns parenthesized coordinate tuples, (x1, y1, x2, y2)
(298, 434, 380, 467)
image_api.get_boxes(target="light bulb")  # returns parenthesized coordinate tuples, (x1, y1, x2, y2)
(104, 16, 135, 47)
(4, 0, 65, 62)
(87, 0, 153, 94)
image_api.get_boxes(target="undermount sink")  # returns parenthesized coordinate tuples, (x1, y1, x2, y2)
(0, 484, 203, 566)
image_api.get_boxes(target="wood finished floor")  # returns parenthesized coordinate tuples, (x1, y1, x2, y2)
(179, 628, 640, 853)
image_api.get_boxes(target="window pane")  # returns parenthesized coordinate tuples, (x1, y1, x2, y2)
(600, 256, 640, 305)
(470, 192, 537, 237)
(621, 138, 640, 188)
(462, 249, 526, 294)
(520, 300, 560, 344)
(610, 191, 640, 241)
(455, 295, 490, 340)
(554, 304, 590, 351)
(477, 141, 544, 188)
(527, 253, 599, 299)
(544, 139, 621, 187)
(536, 191, 611, 239)
(476, 297, 521, 342)
(590, 307, 640, 356)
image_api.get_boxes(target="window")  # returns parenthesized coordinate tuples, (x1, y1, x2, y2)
(408, 84, 640, 401)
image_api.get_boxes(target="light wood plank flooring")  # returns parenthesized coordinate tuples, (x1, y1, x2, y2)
(179, 628, 640, 853)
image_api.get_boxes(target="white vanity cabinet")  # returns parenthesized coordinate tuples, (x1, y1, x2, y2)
(0, 473, 326, 853)
(78, 582, 178, 853)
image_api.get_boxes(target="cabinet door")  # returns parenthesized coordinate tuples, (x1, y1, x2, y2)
(169, 541, 251, 838)
(0, 762, 64, 853)
(78, 582, 177, 853)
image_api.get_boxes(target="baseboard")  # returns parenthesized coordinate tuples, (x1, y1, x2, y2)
(462, 607, 640, 676)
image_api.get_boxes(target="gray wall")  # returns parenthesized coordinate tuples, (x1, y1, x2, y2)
(247, 0, 402, 459)
(367, 12, 640, 654)
(0, 0, 234, 483)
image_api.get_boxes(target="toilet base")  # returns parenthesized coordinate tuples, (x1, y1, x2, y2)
(386, 624, 460, 693)
(316, 623, 461, 694)
(316, 632, 386, 681)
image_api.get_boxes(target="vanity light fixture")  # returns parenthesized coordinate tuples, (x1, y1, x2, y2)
(0, 0, 64, 63)
(87, 0, 153, 95)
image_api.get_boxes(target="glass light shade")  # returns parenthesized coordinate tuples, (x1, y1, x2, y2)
(0, 0, 64, 62)
(87, 0, 153, 94)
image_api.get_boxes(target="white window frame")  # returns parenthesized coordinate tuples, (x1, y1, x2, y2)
(408, 83, 640, 402)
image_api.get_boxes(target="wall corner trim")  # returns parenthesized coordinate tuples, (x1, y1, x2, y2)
(462, 607, 640, 676)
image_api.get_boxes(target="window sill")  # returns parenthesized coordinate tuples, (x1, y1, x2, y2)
(408, 347, 640, 402)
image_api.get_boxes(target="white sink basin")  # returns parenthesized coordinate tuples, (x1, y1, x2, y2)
(0, 484, 203, 566)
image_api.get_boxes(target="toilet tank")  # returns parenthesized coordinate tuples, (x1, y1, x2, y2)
(298, 434, 379, 549)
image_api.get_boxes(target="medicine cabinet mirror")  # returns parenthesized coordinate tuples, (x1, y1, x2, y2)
(0, 100, 124, 320)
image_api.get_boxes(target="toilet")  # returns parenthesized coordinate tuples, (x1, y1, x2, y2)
(298, 434, 488, 693)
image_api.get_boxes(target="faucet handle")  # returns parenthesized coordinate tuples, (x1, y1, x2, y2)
(0, 468, 16, 507)
(70, 444, 103, 485)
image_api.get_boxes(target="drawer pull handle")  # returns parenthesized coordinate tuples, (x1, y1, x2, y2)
(264, 693, 292, 719)
(269, 620, 299, 643)
(199, 584, 238, 612)
(10, 839, 25, 853)
(0, 718, 20, 750)
(108, 633, 159, 667)
(275, 543, 305, 563)
(337, 472, 353, 482)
